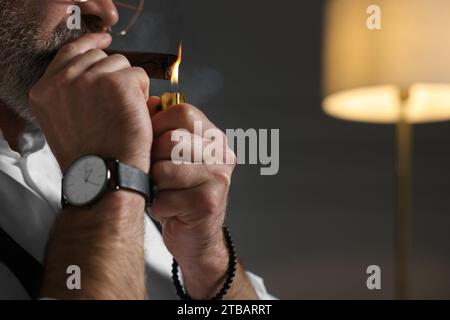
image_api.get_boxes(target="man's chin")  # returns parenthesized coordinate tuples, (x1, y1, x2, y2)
(0, 1, 102, 127)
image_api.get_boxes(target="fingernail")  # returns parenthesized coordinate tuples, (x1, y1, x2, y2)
(102, 33, 111, 42)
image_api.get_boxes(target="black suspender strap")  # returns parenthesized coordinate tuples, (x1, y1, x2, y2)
(0, 169, 160, 301)
(0, 217, 161, 300)
(0, 226, 43, 299)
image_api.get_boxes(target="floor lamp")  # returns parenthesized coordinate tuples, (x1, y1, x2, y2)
(322, 0, 450, 299)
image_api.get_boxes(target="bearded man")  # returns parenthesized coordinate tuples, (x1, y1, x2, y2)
(0, 0, 273, 300)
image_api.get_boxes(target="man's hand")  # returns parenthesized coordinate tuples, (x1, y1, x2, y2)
(29, 33, 152, 299)
(150, 103, 257, 299)
(29, 33, 152, 173)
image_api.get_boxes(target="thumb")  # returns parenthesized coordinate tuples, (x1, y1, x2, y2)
(147, 96, 162, 117)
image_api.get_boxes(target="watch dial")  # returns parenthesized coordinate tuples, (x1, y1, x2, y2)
(63, 155, 108, 206)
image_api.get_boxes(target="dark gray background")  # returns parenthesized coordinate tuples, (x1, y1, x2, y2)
(112, 0, 450, 299)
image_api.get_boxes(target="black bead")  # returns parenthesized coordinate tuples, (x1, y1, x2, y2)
(171, 226, 237, 300)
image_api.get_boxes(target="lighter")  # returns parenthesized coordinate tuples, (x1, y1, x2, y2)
(105, 44, 185, 111)
(158, 44, 185, 111)
(159, 92, 186, 111)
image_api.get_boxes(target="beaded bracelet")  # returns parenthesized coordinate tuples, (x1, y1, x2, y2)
(171, 226, 237, 300)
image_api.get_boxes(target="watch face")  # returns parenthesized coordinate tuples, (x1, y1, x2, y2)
(63, 155, 108, 206)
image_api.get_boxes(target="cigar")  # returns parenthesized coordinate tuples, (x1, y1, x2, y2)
(104, 49, 178, 80)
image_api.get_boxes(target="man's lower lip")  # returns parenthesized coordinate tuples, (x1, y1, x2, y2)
(104, 49, 178, 80)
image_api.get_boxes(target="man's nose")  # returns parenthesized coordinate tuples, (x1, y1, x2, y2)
(77, 0, 119, 29)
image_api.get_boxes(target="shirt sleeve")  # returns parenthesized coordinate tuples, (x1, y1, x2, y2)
(245, 271, 278, 300)
(40, 272, 277, 300)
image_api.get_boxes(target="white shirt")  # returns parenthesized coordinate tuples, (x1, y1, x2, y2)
(0, 123, 274, 300)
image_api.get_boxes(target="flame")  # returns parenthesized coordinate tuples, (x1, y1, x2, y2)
(171, 44, 182, 86)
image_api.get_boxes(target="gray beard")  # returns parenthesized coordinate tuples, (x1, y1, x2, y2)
(0, 3, 103, 123)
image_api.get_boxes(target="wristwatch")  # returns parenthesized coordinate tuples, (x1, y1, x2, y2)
(61, 154, 156, 208)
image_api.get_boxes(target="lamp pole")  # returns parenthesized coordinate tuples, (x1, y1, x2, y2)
(395, 94, 412, 300)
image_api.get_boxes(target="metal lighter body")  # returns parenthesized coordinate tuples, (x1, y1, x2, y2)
(159, 92, 186, 111)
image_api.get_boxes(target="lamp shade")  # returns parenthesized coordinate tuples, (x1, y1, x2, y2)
(323, 0, 450, 124)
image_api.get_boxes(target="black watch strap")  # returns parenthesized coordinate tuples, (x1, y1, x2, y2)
(108, 159, 157, 207)
(62, 156, 157, 208)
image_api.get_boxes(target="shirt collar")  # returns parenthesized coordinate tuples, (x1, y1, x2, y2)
(0, 121, 46, 159)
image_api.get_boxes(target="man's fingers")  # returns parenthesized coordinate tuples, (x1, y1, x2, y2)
(151, 160, 209, 190)
(151, 103, 216, 138)
(147, 96, 161, 117)
(152, 131, 209, 162)
(45, 33, 112, 78)
(148, 189, 192, 220)
(57, 49, 108, 81)
(149, 182, 229, 223)
(149, 188, 199, 221)
(89, 54, 131, 73)
(114, 67, 150, 101)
